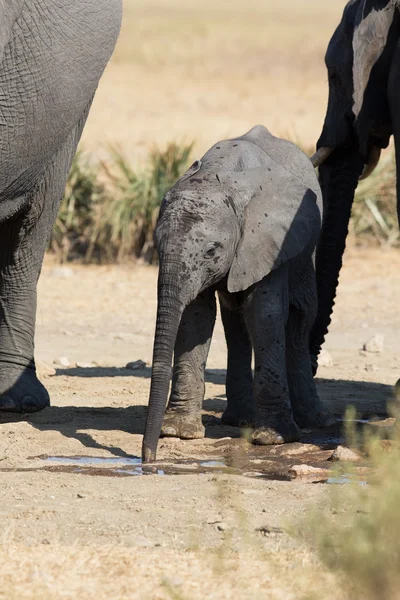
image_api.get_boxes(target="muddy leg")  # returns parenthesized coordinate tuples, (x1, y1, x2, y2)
(218, 291, 254, 427)
(287, 263, 336, 428)
(161, 290, 216, 439)
(244, 267, 300, 445)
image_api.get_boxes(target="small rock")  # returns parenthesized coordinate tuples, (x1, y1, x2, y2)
(318, 349, 333, 368)
(125, 360, 146, 370)
(363, 333, 384, 354)
(216, 522, 229, 532)
(365, 363, 377, 373)
(206, 515, 223, 525)
(329, 445, 362, 462)
(50, 267, 74, 278)
(76, 361, 96, 369)
(289, 464, 330, 478)
(77, 493, 86, 499)
(134, 536, 153, 548)
(36, 360, 56, 377)
(54, 356, 70, 367)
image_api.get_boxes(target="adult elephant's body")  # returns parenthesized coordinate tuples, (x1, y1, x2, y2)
(0, 0, 122, 411)
(310, 0, 400, 371)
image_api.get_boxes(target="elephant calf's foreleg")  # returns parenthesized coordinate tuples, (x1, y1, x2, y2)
(161, 290, 216, 439)
(244, 268, 300, 445)
(218, 292, 254, 427)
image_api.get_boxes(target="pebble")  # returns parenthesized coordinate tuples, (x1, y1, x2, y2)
(36, 360, 56, 377)
(133, 536, 154, 548)
(329, 445, 362, 462)
(54, 356, 70, 367)
(50, 266, 74, 278)
(216, 522, 229, 532)
(318, 349, 333, 367)
(125, 360, 146, 370)
(362, 333, 384, 353)
(76, 493, 86, 499)
(76, 361, 96, 369)
(289, 464, 330, 478)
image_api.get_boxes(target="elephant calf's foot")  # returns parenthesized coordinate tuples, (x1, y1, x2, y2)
(161, 411, 205, 440)
(221, 401, 255, 428)
(293, 403, 337, 430)
(0, 365, 50, 413)
(252, 418, 300, 445)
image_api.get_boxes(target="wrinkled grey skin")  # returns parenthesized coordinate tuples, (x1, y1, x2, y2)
(310, 0, 400, 372)
(142, 125, 335, 462)
(0, 1, 122, 413)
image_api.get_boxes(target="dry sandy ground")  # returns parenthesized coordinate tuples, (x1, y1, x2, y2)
(0, 245, 398, 599)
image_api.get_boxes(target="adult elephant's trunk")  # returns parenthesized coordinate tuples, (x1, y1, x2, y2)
(309, 148, 364, 373)
(142, 273, 185, 462)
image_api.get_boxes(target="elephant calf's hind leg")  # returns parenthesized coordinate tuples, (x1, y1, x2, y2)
(244, 269, 300, 445)
(161, 290, 216, 439)
(286, 264, 336, 429)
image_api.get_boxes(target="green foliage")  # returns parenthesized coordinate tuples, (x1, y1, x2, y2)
(352, 150, 399, 246)
(99, 142, 193, 262)
(50, 142, 193, 264)
(49, 151, 104, 263)
(300, 403, 400, 600)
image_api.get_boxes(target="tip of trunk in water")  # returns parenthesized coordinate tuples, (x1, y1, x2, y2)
(142, 443, 157, 463)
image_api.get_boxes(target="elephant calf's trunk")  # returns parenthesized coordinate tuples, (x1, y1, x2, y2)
(142, 289, 184, 463)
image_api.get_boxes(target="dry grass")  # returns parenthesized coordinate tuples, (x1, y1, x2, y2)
(82, 0, 347, 160)
(0, 537, 340, 600)
(300, 407, 400, 600)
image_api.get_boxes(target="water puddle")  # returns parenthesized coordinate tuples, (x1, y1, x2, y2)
(325, 476, 367, 486)
(44, 456, 142, 466)
(0, 449, 360, 484)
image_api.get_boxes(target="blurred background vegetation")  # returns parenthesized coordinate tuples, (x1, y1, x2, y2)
(50, 144, 399, 264)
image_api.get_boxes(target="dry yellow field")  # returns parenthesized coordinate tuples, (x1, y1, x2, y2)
(82, 0, 347, 161)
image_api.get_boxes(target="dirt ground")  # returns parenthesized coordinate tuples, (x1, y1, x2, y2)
(0, 244, 398, 599)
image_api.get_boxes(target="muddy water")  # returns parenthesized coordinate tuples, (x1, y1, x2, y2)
(0, 421, 362, 482)
(0, 419, 386, 483)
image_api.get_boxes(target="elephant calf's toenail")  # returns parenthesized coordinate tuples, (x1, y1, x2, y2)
(162, 427, 177, 436)
(0, 395, 17, 411)
(21, 395, 40, 412)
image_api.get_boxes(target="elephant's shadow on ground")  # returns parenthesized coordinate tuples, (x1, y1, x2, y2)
(0, 370, 394, 459)
(53, 366, 227, 385)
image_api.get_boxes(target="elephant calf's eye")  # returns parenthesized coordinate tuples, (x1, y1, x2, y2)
(203, 243, 221, 259)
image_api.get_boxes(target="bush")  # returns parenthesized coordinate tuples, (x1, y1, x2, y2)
(299, 402, 400, 600)
(49, 142, 192, 264)
(352, 150, 399, 246)
(49, 151, 105, 263)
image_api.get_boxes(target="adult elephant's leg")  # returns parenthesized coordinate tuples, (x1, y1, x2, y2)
(286, 262, 336, 428)
(0, 108, 90, 412)
(218, 291, 254, 427)
(244, 267, 300, 445)
(161, 289, 216, 439)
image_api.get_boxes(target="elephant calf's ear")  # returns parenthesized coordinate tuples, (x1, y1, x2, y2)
(227, 167, 321, 293)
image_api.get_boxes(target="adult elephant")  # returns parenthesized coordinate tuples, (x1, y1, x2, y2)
(309, 0, 400, 372)
(0, 1, 122, 412)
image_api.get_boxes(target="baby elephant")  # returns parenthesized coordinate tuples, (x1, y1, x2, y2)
(142, 125, 334, 462)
